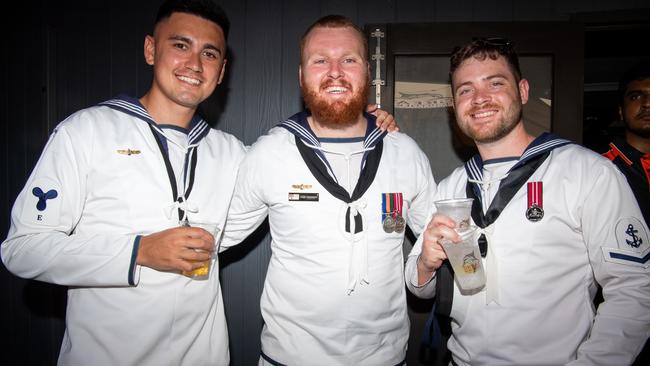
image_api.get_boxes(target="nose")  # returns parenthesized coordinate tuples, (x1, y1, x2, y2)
(471, 87, 491, 105)
(185, 51, 203, 73)
(327, 61, 342, 79)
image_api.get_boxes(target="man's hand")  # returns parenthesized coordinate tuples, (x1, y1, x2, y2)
(417, 214, 460, 285)
(367, 104, 399, 132)
(136, 227, 215, 272)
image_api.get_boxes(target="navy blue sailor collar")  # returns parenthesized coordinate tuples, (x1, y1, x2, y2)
(279, 111, 387, 183)
(99, 94, 211, 146)
(279, 111, 387, 150)
(464, 132, 572, 182)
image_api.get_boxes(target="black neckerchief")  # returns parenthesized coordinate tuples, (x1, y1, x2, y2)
(279, 111, 387, 233)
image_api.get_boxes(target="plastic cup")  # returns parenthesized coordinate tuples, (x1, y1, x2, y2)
(441, 227, 486, 292)
(434, 198, 474, 231)
(181, 222, 220, 280)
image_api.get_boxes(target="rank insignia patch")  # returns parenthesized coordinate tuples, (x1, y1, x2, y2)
(32, 187, 58, 211)
(21, 178, 62, 226)
(602, 217, 650, 268)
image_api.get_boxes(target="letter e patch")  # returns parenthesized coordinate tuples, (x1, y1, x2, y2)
(21, 178, 62, 226)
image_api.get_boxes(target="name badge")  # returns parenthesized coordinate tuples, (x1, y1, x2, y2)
(288, 192, 319, 202)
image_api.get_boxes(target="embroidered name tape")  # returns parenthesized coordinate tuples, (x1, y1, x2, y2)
(288, 192, 319, 202)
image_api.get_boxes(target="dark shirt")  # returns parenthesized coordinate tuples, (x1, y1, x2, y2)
(603, 138, 650, 366)
(603, 138, 650, 225)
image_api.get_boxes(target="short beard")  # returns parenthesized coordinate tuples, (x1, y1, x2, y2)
(302, 80, 369, 129)
(460, 98, 523, 144)
(625, 119, 650, 138)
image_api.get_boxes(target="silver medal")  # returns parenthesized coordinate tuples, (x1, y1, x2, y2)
(525, 204, 544, 222)
(383, 216, 395, 233)
(394, 215, 406, 233)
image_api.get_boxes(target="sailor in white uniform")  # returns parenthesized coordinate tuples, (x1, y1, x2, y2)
(406, 38, 650, 366)
(2, 2, 245, 365)
(221, 15, 437, 366)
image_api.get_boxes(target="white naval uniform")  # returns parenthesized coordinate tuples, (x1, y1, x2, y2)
(222, 112, 437, 366)
(1, 95, 246, 366)
(406, 134, 650, 366)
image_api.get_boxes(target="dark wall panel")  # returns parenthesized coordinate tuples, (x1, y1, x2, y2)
(473, 0, 514, 21)
(1, 1, 648, 365)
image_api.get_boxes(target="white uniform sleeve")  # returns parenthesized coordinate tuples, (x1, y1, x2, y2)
(1, 122, 138, 287)
(404, 146, 438, 298)
(405, 229, 437, 299)
(568, 161, 650, 366)
(219, 146, 270, 252)
(404, 147, 437, 236)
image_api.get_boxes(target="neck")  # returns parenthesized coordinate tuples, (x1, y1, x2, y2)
(626, 131, 650, 154)
(139, 89, 196, 129)
(308, 113, 367, 138)
(476, 122, 535, 160)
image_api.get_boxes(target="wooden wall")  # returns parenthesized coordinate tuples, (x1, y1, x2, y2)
(1, 0, 648, 364)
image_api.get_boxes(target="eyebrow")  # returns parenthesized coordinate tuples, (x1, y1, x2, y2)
(625, 89, 649, 95)
(455, 74, 510, 90)
(168, 34, 222, 55)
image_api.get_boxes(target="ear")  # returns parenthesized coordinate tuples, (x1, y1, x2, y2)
(298, 65, 303, 87)
(217, 59, 227, 85)
(518, 78, 530, 105)
(618, 105, 623, 121)
(144, 35, 155, 65)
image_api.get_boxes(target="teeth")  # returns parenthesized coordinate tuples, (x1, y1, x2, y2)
(325, 86, 348, 94)
(178, 75, 200, 85)
(473, 110, 496, 118)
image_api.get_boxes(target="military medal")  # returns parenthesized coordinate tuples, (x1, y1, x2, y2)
(526, 181, 544, 222)
(382, 192, 405, 233)
(383, 216, 396, 233)
(393, 192, 405, 233)
(394, 215, 406, 233)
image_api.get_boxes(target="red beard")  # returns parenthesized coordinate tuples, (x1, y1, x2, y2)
(302, 79, 369, 129)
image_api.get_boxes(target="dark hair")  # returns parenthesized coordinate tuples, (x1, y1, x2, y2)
(450, 37, 522, 83)
(618, 60, 650, 106)
(300, 14, 367, 62)
(155, 0, 230, 39)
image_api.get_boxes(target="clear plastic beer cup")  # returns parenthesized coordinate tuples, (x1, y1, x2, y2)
(180, 222, 220, 280)
(440, 227, 486, 292)
(434, 198, 474, 231)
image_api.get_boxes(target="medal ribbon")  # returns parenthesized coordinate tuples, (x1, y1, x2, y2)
(527, 181, 543, 209)
(396, 192, 403, 217)
(382, 193, 392, 222)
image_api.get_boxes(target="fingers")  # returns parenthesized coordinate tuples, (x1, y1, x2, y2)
(365, 103, 379, 113)
(137, 227, 215, 272)
(369, 106, 399, 132)
(181, 227, 216, 252)
(418, 213, 463, 272)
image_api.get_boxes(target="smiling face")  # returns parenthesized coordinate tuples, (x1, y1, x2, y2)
(144, 12, 227, 112)
(621, 77, 650, 139)
(299, 26, 369, 128)
(451, 55, 529, 144)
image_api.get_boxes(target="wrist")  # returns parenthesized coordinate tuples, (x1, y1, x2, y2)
(416, 254, 436, 274)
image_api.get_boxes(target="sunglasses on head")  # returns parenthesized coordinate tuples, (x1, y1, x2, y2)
(471, 37, 514, 48)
